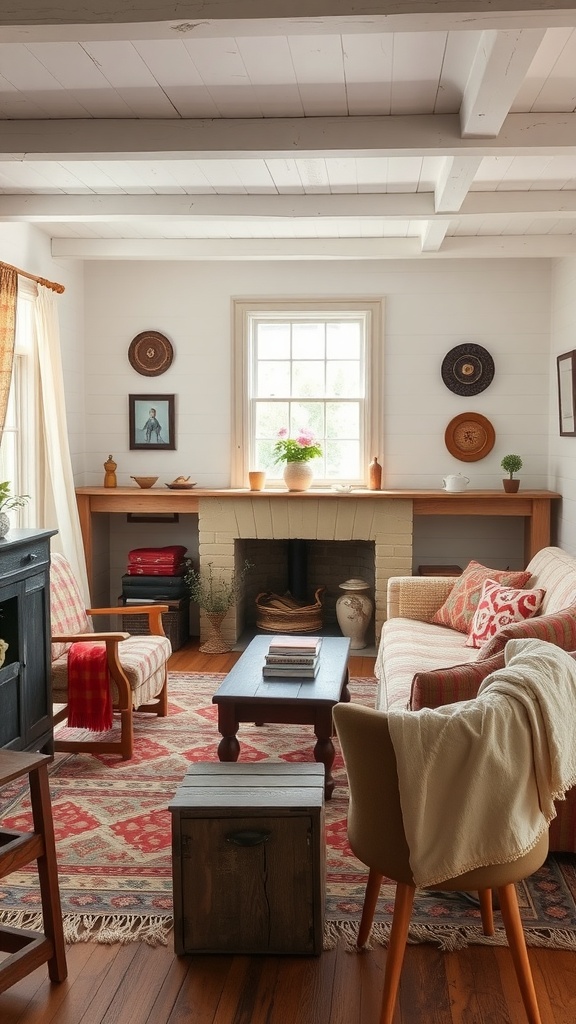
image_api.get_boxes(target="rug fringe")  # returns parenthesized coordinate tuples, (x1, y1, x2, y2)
(0, 911, 172, 947)
(324, 921, 576, 952)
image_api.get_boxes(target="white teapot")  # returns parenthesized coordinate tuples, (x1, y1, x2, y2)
(443, 473, 470, 492)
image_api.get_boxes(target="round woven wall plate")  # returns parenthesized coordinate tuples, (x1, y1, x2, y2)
(128, 331, 173, 377)
(441, 343, 495, 397)
(445, 412, 496, 462)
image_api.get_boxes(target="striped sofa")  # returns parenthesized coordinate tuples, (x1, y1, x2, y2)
(374, 546, 576, 852)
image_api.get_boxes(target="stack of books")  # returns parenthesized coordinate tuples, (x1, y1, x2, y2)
(121, 545, 190, 603)
(262, 635, 322, 679)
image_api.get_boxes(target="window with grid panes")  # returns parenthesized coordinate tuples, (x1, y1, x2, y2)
(233, 300, 382, 487)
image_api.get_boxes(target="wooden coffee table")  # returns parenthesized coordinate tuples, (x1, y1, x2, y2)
(212, 635, 351, 799)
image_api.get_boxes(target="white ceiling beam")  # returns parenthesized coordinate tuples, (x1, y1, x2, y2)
(3, 10, 573, 42)
(3, 114, 576, 161)
(4, 1, 576, 36)
(420, 221, 449, 252)
(434, 156, 482, 213)
(461, 29, 546, 137)
(4, 191, 576, 220)
(2, 13, 576, 43)
(51, 234, 576, 260)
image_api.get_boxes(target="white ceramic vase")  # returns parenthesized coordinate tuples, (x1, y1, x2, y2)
(336, 578, 373, 650)
(0, 512, 10, 539)
(283, 461, 314, 492)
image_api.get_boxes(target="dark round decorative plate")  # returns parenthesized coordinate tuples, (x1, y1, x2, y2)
(128, 331, 173, 377)
(441, 343, 495, 396)
(445, 412, 496, 462)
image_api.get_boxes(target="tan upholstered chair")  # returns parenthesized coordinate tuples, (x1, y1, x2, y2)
(50, 552, 171, 760)
(333, 702, 548, 1024)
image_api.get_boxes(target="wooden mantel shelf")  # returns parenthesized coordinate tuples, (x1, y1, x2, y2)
(76, 487, 560, 595)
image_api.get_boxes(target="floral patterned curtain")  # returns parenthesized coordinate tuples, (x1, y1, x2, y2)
(0, 265, 18, 438)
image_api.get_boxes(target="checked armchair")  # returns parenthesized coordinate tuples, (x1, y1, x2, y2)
(50, 552, 171, 760)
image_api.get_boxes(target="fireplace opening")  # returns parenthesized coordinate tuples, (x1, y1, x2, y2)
(234, 538, 376, 644)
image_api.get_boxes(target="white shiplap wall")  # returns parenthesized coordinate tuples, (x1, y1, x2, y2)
(550, 256, 576, 556)
(80, 256, 550, 573)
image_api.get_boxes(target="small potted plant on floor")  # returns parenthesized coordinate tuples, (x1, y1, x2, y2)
(501, 454, 523, 493)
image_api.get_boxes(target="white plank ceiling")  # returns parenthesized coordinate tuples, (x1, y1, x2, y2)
(2, 1, 576, 260)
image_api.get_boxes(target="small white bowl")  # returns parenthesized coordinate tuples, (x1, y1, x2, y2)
(332, 484, 354, 493)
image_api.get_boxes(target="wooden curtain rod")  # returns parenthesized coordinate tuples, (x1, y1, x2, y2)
(0, 261, 65, 294)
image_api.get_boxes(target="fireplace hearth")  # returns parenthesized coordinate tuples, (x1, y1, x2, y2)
(196, 494, 413, 648)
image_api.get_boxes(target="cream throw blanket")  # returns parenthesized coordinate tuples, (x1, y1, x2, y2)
(388, 638, 576, 888)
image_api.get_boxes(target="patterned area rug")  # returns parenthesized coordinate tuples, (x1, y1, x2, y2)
(1, 672, 576, 950)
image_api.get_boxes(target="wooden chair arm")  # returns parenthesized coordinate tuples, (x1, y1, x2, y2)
(87, 605, 169, 637)
(52, 632, 130, 644)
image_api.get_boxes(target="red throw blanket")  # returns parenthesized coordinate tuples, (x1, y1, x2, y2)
(67, 642, 113, 732)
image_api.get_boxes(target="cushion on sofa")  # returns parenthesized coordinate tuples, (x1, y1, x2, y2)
(465, 579, 546, 649)
(431, 560, 532, 634)
(410, 653, 505, 711)
(476, 605, 576, 661)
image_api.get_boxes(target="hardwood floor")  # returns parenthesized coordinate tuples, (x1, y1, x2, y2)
(1, 640, 575, 1024)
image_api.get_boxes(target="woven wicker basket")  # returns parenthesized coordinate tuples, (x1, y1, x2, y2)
(255, 587, 325, 633)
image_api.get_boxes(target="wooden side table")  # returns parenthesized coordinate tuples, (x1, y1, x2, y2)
(170, 762, 326, 955)
(0, 749, 67, 993)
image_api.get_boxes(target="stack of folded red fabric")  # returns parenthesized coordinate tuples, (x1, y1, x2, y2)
(126, 545, 188, 576)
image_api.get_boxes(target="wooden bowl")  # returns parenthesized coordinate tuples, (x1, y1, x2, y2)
(131, 475, 158, 489)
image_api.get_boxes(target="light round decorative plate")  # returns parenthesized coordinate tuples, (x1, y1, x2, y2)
(128, 331, 173, 376)
(441, 343, 495, 397)
(444, 412, 496, 462)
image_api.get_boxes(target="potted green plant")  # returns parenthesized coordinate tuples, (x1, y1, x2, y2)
(184, 559, 252, 653)
(500, 454, 523, 493)
(273, 428, 323, 492)
(0, 481, 29, 538)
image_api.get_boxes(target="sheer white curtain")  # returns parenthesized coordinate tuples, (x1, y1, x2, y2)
(34, 286, 90, 604)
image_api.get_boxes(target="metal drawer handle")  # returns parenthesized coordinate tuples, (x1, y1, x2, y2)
(27, 553, 38, 562)
(225, 828, 272, 848)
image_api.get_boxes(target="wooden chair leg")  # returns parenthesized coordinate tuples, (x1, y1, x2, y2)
(28, 764, 67, 983)
(379, 882, 415, 1024)
(119, 708, 134, 760)
(478, 888, 494, 936)
(497, 883, 542, 1024)
(357, 867, 384, 948)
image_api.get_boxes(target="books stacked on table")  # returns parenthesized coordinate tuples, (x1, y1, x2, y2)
(262, 635, 322, 679)
(121, 545, 190, 603)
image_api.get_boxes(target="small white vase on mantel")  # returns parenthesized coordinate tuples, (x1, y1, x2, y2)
(336, 578, 373, 649)
(283, 461, 314, 492)
(0, 512, 10, 539)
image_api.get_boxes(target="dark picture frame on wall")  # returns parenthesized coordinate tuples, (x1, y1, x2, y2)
(557, 351, 576, 436)
(129, 394, 176, 450)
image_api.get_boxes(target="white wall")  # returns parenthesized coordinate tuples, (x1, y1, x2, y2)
(84, 258, 551, 492)
(0, 243, 555, 585)
(550, 257, 576, 556)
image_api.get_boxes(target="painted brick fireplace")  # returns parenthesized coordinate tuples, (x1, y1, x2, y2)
(197, 495, 413, 646)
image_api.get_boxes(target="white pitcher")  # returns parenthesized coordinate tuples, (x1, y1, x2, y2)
(443, 473, 470, 492)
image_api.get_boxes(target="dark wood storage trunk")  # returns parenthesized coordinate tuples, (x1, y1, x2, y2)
(170, 762, 326, 955)
(118, 597, 190, 651)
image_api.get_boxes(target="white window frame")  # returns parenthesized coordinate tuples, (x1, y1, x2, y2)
(0, 283, 37, 527)
(232, 298, 383, 488)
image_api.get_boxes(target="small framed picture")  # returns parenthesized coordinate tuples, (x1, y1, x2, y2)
(129, 394, 175, 450)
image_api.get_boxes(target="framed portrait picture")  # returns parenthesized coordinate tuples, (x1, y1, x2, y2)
(557, 351, 576, 436)
(129, 394, 175, 450)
